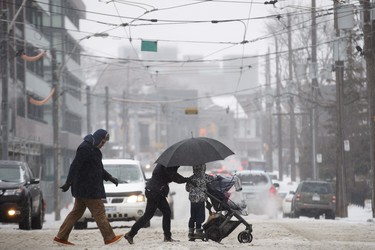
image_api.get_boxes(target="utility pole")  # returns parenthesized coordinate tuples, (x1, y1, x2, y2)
(362, 0, 375, 218)
(52, 48, 61, 220)
(265, 50, 273, 172)
(105, 86, 109, 131)
(1, 8, 9, 160)
(275, 36, 283, 181)
(288, 13, 296, 181)
(334, 1, 348, 218)
(122, 90, 128, 158)
(311, 0, 318, 180)
(86, 86, 91, 133)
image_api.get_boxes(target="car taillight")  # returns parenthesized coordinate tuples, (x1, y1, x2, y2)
(295, 193, 301, 201)
(332, 195, 336, 203)
(269, 185, 276, 196)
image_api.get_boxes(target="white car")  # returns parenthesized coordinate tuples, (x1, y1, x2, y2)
(75, 159, 147, 229)
(236, 170, 279, 218)
(282, 191, 295, 218)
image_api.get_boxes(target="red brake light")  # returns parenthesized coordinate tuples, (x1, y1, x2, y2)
(332, 195, 336, 203)
(269, 185, 276, 196)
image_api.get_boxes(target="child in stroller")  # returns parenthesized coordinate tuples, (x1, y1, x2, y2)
(202, 174, 253, 243)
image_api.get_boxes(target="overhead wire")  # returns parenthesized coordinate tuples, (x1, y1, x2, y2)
(19, 0, 364, 91)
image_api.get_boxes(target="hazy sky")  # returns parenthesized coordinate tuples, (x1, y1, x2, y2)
(79, 0, 338, 61)
(79, 0, 283, 59)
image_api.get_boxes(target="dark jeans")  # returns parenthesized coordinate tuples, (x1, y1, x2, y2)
(128, 189, 172, 238)
(188, 201, 205, 229)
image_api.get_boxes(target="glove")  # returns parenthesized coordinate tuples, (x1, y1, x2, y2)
(60, 182, 70, 192)
(109, 176, 119, 187)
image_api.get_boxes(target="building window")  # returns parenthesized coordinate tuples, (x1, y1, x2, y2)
(63, 72, 81, 99)
(65, 36, 80, 64)
(64, 2, 80, 28)
(28, 100, 45, 122)
(17, 94, 26, 118)
(25, 2, 43, 29)
(64, 111, 81, 135)
(25, 45, 44, 77)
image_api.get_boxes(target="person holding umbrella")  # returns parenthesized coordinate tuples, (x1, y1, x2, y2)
(124, 163, 188, 244)
(53, 129, 123, 246)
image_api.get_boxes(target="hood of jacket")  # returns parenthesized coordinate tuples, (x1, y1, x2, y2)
(192, 164, 206, 178)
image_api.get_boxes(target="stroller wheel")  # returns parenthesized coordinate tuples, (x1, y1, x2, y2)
(206, 225, 222, 243)
(237, 231, 253, 243)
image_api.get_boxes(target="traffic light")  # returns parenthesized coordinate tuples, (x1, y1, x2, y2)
(185, 107, 198, 115)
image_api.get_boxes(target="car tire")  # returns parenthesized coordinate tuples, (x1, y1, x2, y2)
(325, 211, 335, 220)
(292, 211, 300, 218)
(31, 199, 44, 229)
(19, 200, 32, 230)
(74, 221, 88, 229)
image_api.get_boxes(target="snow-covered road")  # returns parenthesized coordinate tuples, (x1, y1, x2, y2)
(1, 171, 375, 250)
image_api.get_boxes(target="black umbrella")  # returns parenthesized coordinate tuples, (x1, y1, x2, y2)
(155, 137, 235, 167)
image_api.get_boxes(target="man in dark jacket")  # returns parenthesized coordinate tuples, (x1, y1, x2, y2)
(53, 129, 122, 246)
(124, 163, 188, 244)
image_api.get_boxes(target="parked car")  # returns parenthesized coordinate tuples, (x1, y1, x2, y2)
(75, 159, 148, 229)
(291, 180, 336, 219)
(236, 170, 279, 218)
(277, 182, 299, 217)
(0, 160, 45, 230)
(282, 190, 295, 218)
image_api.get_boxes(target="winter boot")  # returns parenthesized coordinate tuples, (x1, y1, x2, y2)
(164, 235, 179, 242)
(124, 232, 134, 244)
(188, 228, 195, 241)
(195, 229, 204, 240)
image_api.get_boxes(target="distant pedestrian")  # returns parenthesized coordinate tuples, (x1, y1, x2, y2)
(53, 129, 122, 246)
(186, 164, 214, 240)
(124, 163, 188, 244)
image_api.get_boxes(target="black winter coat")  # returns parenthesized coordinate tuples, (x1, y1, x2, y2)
(146, 163, 186, 197)
(66, 136, 111, 199)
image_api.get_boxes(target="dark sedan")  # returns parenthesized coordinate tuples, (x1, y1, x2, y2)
(0, 160, 45, 230)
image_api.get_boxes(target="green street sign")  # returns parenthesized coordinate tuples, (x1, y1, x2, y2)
(141, 40, 157, 52)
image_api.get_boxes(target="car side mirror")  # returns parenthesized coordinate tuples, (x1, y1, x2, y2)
(273, 183, 280, 188)
(289, 190, 295, 195)
(29, 178, 40, 184)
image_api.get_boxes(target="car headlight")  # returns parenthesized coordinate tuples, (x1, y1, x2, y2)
(4, 188, 24, 196)
(127, 194, 145, 203)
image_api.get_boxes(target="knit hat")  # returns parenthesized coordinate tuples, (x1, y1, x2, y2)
(92, 129, 109, 146)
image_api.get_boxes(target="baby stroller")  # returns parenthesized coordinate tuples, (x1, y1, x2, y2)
(202, 175, 253, 243)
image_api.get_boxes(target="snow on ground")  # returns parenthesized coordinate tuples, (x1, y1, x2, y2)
(1, 171, 375, 249)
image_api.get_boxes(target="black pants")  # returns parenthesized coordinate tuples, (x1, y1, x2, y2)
(128, 189, 172, 238)
(188, 201, 205, 229)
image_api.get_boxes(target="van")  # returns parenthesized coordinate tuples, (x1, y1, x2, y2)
(75, 159, 147, 229)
